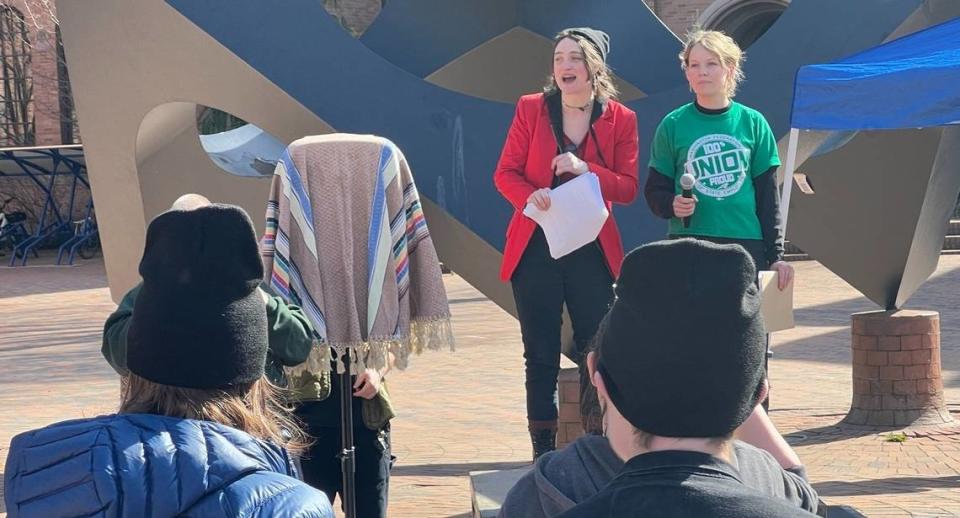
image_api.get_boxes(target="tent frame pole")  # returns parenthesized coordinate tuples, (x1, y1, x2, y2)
(780, 128, 801, 238)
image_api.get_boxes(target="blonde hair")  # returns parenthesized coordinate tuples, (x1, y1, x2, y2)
(544, 30, 619, 102)
(120, 374, 308, 455)
(680, 29, 745, 98)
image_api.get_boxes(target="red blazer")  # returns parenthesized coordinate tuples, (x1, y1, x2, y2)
(494, 93, 640, 281)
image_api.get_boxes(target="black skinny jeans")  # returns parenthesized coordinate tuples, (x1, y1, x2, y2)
(511, 228, 615, 422)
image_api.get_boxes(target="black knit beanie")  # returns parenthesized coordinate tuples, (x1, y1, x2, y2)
(597, 239, 766, 438)
(563, 27, 611, 62)
(126, 204, 268, 390)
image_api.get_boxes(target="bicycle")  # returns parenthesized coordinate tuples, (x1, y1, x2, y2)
(57, 215, 100, 264)
(75, 217, 100, 260)
(0, 196, 32, 259)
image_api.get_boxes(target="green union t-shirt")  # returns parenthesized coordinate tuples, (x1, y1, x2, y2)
(649, 102, 780, 240)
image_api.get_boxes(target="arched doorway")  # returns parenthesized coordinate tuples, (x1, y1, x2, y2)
(698, 0, 790, 48)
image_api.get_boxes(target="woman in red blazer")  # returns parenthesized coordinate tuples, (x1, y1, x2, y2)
(493, 27, 639, 459)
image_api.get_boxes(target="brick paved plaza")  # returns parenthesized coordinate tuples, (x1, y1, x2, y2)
(1, 254, 958, 517)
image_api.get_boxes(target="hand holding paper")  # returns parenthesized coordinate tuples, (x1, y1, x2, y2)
(758, 270, 794, 332)
(522, 172, 609, 259)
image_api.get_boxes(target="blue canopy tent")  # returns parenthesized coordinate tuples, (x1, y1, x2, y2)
(782, 16, 960, 231)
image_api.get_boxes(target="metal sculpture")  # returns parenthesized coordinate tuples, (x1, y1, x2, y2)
(56, 0, 960, 311)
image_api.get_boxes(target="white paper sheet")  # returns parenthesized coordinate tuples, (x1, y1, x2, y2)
(522, 172, 609, 259)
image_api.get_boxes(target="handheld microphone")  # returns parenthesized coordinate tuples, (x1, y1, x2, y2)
(679, 173, 696, 229)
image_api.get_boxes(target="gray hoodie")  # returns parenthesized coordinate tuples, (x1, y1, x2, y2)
(498, 435, 818, 518)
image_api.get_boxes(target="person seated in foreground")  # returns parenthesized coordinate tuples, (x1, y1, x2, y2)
(3, 204, 334, 517)
(499, 340, 819, 517)
(557, 239, 817, 517)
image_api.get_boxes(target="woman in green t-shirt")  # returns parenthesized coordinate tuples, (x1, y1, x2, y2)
(644, 30, 793, 290)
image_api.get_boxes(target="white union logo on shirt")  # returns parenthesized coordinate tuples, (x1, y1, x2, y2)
(683, 134, 751, 200)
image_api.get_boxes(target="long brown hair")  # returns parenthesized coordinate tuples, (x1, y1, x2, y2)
(120, 374, 308, 454)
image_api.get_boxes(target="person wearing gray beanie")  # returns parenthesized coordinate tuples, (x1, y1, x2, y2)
(559, 239, 815, 518)
(494, 24, 640, 460)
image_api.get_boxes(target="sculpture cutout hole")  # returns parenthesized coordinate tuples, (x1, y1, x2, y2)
(196, 106, 285, 178)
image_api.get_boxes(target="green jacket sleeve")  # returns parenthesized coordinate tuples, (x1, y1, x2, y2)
(266, 296, 315, 367)
(103, 284, 313, 382)
(101, 283, 142, 376)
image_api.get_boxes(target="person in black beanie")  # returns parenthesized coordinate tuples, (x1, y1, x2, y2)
(102, 194, 316, 387)
(126, 204, 269, 387)
(559, 239, 815, 518)
(4, 203, 334, 517)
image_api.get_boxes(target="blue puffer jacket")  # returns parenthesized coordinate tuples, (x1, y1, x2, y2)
(4, 413, 334, 517)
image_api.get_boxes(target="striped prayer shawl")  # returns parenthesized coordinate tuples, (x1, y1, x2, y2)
(262, 134, 453, 375)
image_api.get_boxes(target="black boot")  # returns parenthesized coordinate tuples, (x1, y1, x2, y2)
(529, 421, 557, 461)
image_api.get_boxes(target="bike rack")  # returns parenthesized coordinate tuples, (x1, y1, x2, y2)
(0, 145, 91, 266)
(59, 227, 98, 265)
(56, 198, 98, 265)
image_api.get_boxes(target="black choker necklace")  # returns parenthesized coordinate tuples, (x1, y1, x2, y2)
(562, 97, 593, 111)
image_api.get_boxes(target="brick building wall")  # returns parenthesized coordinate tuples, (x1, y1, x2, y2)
(1, 0, 65, 147)
(0, 1, 87, 244)
(645, 0, 716, 36)
(0, 175, 92, 228)
(327, 0, 383, 36)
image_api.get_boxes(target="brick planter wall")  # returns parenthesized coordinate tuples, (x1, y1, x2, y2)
(557, 367, 584, 448)
(846, 310, 953, 427)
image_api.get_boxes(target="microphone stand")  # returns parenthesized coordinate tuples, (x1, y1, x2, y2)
(339, 349, 357, 518)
